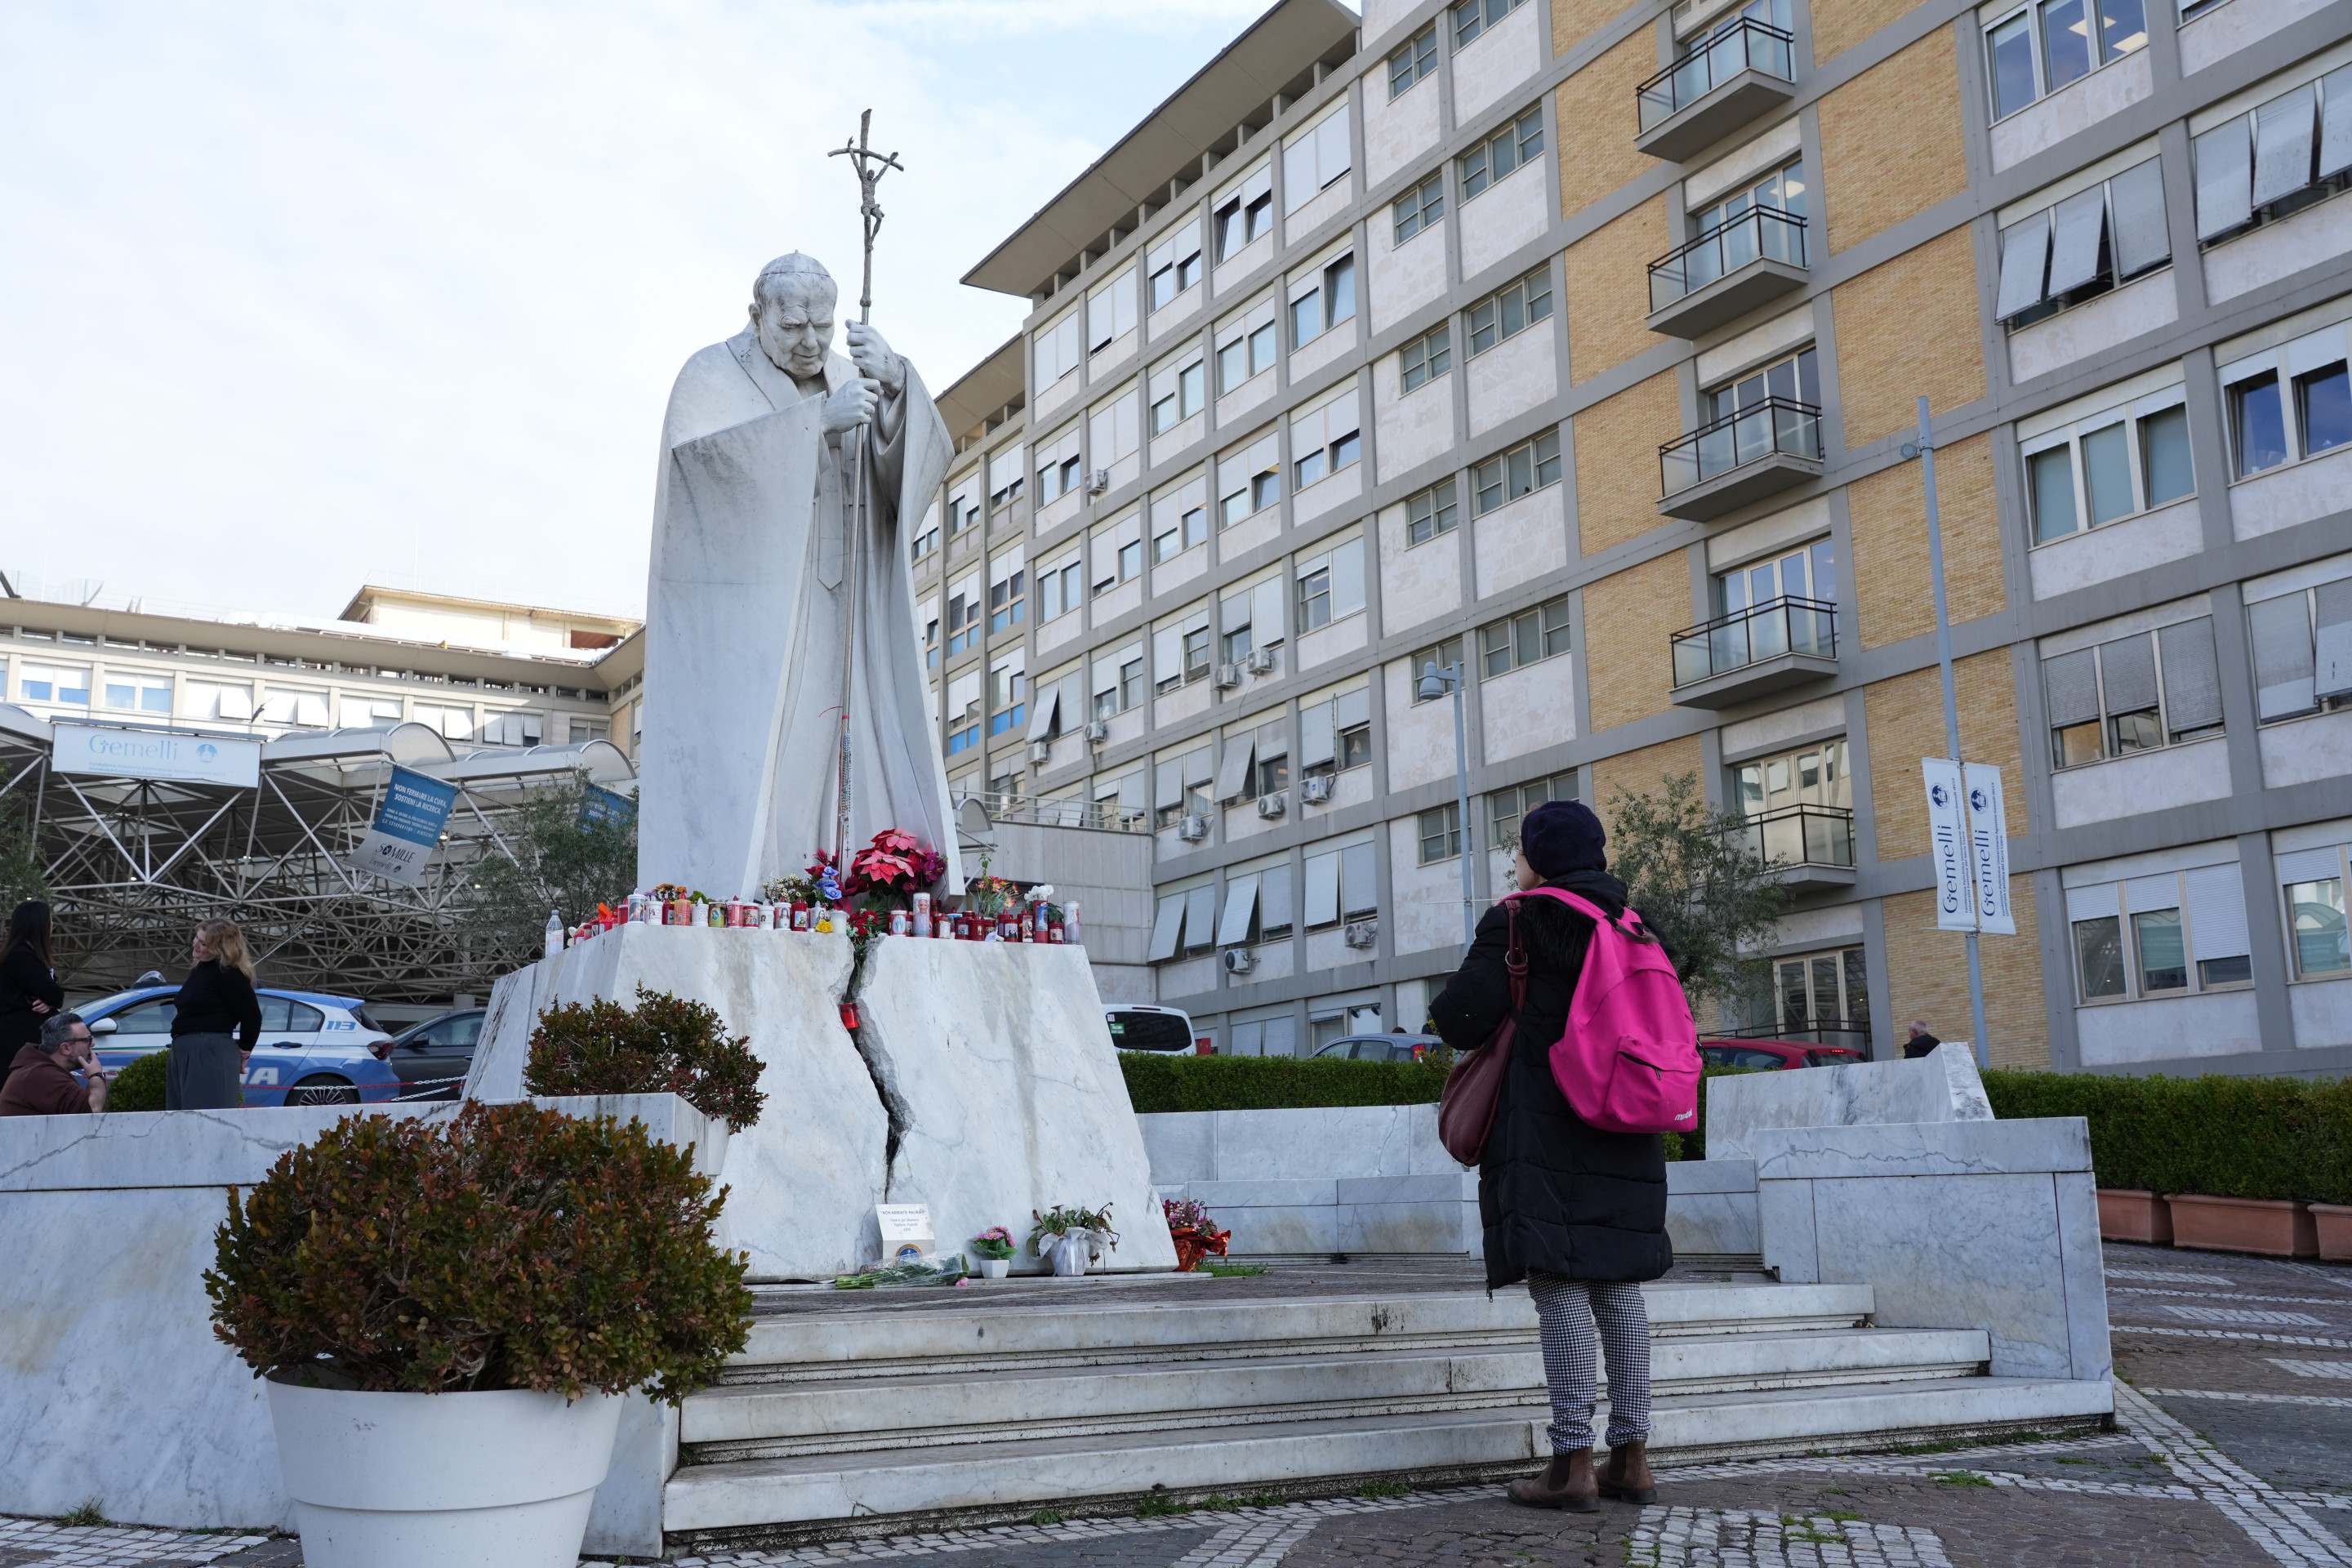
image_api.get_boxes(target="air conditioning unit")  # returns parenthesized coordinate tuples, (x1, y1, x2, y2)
(1086, 468, 1111, 496)
(1083, 719, 1110, 742)
(1027, 739, 1052, 764)
(1343, 920, 1379, 950)
(1178, 813, 1209, 841)
(1222, 948, 1256, 976)
(1247, 648, 1277, 675)
(1255, 791, 1288, 819)
(1300, 773, 1334, 804)
(1214, 662, 1243, 689)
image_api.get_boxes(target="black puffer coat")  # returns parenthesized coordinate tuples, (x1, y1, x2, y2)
(1429, 870, 1672, 1291)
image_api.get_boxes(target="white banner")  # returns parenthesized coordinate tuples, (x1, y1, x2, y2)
(51, 722, 261, 789)
(1922, 757, 1975, 932)
(1962, 762, 2016, 935)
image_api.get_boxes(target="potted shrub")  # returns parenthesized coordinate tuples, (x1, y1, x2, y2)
(970, 1226, 1018, 1280)
(1030, 1203, 1118, 1278)
(103, 1049, 171, 1113)
(522, 984, 765, 1175)
(1162, 1196, 1232, 1272)
(207, 1100, 751, 1568)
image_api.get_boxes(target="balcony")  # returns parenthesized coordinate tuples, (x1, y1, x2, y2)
(1658, 397, 1823, 521)
(1648, 209, 1810, 340)
(1723, 804, 1856, 893)
(1634, 19, 1797, 163)
(1669, 595, 1838, 708)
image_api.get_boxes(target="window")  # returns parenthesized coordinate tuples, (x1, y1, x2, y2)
(987, 663, 1027, 737)
(1154, 751, 1214, 830)
(1034, 310, 1081, 385)
(1459, 107, 1544, 201)
(988, 568, 1027, 633)
(1393, 172, 1445, 243)
(1771, 947, 1870, 1043)
(1184, 628, 1212, 684)
(1388, 22, 1438, 98)
(2285, 867, 2350, 979)
(2069, 865, 2256, 1000)
(1290, 254, 1356, 348)
(258, 688, 331, 728)
(339, 696, 402, 727)
(947, 585, 979, 656)
(1705, 346, 1820, 425)
(1152, 354, 1207, 434)
(1090, 514, 1143, 594)
(2074, 913, 2127, 998)
(105, 674, 173, 714)
(2041, 617, 2225, 768)
(1984, 0, 2148, 121)
(1299, 686, 1370, 777)
(911, 519, 939, 559)
(2248, 579, 2352, 723)
(1478, 595, 1570, 679)
(1291, 393, 1362, 491)
(414, 702, 474, 742)
(2132, 908, 2188, 992)
(481, 710, 544, 746)
(1295, 537, 1365, 633)
(1214, 166, 1275, 261)
(1410, 636, 1466, 702)
(1088, 270, 1138, 354)
(1471, 430, 1563, 515)
(1303, 838, 1380, 925)
(1399, 324, 1451, 393)
(1036, 450, 1083, 505)
(1120, 657, 1143, 711)
(17, 662, 91, 706)
(988, 474, 1023, 515)
(185, 679, 255, 721)
(2193, 69, 2352, 246)
(1218, 318, 1278, 394)
(1282, 109, 1352, 216)
(1155, 503, 1209, 564)
(924, 613, 941, 667)
(1404, 481, 1459, 547)
(2221, 324, 2352, 481)
(1039, 556, 1083, 622)
(1994, 158, 2170, 328)
(1452, 0, 1525, 48)
(947, 674, 981, 756)
(945, 489, 978, 538)
(1147, 220, 1204, 311)
(1490, 770, 1576, 849)
(1466, 266, 1552, 357)
(1419, 803, 1463, 863)
(1220, 443, 1282, 528)
(2022, 386, 2194, 544)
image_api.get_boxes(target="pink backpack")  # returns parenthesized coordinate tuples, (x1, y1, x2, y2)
(1509, 886, 1702, 1136)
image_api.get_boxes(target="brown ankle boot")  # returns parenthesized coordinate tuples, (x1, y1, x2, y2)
(1599, 1439, 1656, 1503)
(1506, 1449, 1598, 1512)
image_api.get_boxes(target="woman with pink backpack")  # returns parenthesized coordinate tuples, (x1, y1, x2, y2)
(1429, 798, 1680, 1513)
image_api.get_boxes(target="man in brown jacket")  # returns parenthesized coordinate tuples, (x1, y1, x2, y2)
(0, 1012, 109, 1116)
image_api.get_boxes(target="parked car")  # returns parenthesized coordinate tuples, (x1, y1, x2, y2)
(82, 985, 399, 1106)
(1699, 1039, 1865, 1071)
(380, 1007, 487, 1101)
(1106, 1004, 1200, 1054)
(1312, 1032, 1441, 1063)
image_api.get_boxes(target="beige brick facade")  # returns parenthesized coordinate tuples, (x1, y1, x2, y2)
(1811, 0, 1931, 68)
(1556, 33, 1655, 220)
(1819, 28, 1969, 256)
(1582, 550, 1689, 733)
(1591, 734, 1706, 831)
(1882, 882, 2052, 1069)
(1574, 370, 1680, 556)
(1833, 226, 1987, 451)
(1550, 0, 1633, 56)
(1863, 651, 2025, 863)
(1849, 433, 2005, 649)
(1564, 196, 1670, 383)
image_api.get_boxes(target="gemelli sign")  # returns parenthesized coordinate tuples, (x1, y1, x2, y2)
(51, 722, 263, 789)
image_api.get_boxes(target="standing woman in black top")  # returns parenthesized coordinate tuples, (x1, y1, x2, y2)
(0, 902, 66, 1054)
(167, 918, 261, 1110)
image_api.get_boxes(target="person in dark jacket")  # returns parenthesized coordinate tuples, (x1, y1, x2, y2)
(2, 1012, 108, 1117)
(0, 900, 66, 1056)
(1429, 799, 1670, 1514)
(167, 918, 261, 1110)
(1902, 1020, 1941, 1059)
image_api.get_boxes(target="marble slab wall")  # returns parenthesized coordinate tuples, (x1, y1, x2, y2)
(1708, 1042, 1995, 1160)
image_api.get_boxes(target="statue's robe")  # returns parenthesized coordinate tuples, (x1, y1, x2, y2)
(637, 330, 960, 898)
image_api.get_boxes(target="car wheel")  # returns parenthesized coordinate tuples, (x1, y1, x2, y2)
(287, 1076, 360, 1106)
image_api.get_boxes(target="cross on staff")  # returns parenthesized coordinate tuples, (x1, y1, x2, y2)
(826, 110, 904, 868)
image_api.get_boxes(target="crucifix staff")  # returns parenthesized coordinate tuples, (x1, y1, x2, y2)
(827, 109, 904, 871)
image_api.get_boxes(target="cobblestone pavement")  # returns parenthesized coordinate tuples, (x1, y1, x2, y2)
(10, 1244, 2348, 1566)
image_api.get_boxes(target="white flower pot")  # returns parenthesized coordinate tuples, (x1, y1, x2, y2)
(266, 1376, 622, 1568)
(1048, 1231, 1096, 1277)
(976, 1256, 1011, 1279)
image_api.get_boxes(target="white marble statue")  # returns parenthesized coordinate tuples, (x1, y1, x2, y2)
(638, 252, 960, 898)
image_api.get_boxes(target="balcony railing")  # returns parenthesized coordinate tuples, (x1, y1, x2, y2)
(1659, 396, 1823, 502)
(951, 788, 1144, 833)
(1671, 595, 1838, 688)
(1650, 208, 1808, 314)
(1636, 19, 1796, 133)
(1723, 803, 1855, 874)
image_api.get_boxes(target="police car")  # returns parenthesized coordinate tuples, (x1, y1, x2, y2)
(82, 985, 402, 1107)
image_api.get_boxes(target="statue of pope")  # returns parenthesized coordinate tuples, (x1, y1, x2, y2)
(636, 252, 960, 899)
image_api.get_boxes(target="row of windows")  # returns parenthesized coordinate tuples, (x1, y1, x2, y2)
(1384, 0, 1529, 104)
(2, 660, 567, 742)
(1389, 105, 1544, 246)
(2069, 851, 2352, 1005)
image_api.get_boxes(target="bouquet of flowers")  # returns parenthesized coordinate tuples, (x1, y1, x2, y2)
(1162, 1196, 1231, 1273)
(970, 1226, 1017, 1262)
(966, 874, 1022, 920)
(845, 829, 948, 905)
(762, 872, 817, 907)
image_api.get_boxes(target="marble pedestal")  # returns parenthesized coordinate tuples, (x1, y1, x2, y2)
(1707, 1041, 1994, 1160)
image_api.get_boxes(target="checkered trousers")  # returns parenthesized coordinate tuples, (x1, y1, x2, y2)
(1526, 1269, 1653, 1452)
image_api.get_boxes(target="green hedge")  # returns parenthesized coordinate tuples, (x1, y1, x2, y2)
(1984, 1070, 2352, 1205)
(108, 1049, 170, 1112)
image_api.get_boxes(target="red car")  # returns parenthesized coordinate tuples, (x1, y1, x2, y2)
(1700, 1039, 1865, 1071)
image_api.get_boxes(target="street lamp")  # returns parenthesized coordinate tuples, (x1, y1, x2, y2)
(1419, 658, 1477, 946)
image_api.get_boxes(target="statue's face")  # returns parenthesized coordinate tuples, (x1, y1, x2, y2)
(750, 280, 835, 380)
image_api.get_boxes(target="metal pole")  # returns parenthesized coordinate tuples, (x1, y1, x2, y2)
(1450, 662, 1475, 946)
(1916, 395, 1991, 1071)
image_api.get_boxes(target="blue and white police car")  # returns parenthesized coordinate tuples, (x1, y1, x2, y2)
(82, 985, 402, 1106)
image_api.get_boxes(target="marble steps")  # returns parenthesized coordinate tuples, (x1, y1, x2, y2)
(682, 1325, 1992, 1462)
(721, 1281, 1878, 1385)
(662, 1374, 2114, 1544)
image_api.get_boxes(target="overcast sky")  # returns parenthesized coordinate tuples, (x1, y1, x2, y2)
(1, 1, 1285, 622)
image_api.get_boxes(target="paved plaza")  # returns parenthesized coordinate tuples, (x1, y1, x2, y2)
(7, 1244, 2348, 1568)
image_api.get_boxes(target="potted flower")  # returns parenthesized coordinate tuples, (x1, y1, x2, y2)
(521, 984, 765, 1179)
(206, 1101, 751, 1568)
(1030, 1203, 1119, 1278)
(1162, 1196, 1232, 1273)
(970, 1226, 1018, 1280)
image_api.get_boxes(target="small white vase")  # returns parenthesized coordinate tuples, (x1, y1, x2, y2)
(1048, 1231, 1094, 1277)
(976, 1256, 1011, 1280)
(265, 1377, 621, 1568)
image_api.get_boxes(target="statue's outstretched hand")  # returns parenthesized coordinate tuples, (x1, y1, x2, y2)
(823, 378, 882, 434)
(845, 323, 906, 395)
